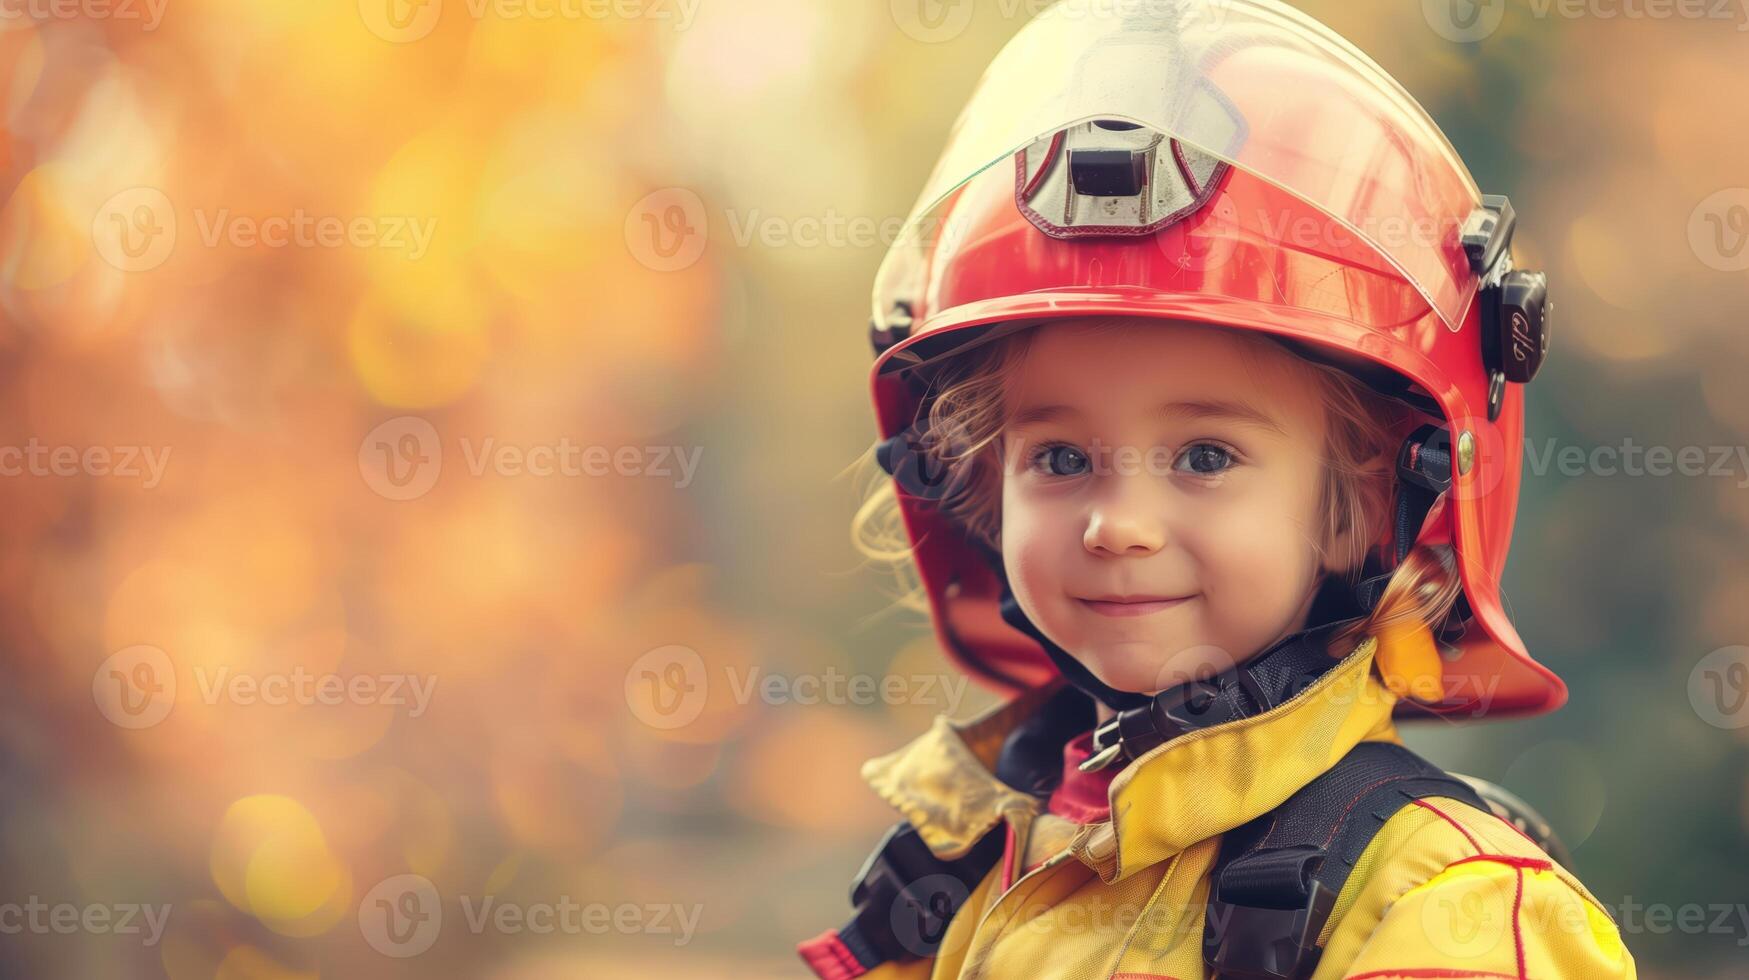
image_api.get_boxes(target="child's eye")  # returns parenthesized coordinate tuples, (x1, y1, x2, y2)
(1028, 442, 1090, 477)
(1174, 442, 1236, 476)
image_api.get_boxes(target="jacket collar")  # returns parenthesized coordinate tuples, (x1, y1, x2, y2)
(860, 634, 1398, 880)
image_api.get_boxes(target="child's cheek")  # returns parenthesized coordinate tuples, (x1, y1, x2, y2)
(1001, 487, 1081, 641)
(1223, 520, 1321, 631)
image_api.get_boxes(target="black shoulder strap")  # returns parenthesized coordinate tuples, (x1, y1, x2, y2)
(825, 822, 1005, 971)
(1202, 741, 1488, 980)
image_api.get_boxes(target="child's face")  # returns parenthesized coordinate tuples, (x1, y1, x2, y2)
(999, 319, 1348, 695)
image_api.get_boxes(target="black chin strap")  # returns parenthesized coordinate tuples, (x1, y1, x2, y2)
(1355, 424, 1453, 612)
(1078, 614, 1357, 774)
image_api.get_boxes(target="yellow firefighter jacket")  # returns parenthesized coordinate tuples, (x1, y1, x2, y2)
(801, 635, 1635, 980)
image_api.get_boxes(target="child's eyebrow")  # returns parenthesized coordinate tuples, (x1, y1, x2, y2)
(1160, 398, 1287, 436)
(1007, 399, 1285, 436)
(1007, 403, 1081, 428)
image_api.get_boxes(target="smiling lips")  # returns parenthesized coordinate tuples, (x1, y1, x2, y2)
(1075, 594, 1197, 617)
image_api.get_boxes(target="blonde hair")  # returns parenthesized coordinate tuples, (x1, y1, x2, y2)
(851, 319, 1464, 654)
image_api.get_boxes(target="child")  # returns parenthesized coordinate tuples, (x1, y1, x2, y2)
(800, 1, 1634, 978)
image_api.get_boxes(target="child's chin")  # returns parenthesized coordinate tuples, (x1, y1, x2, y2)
(1076, 641, 1241, 696)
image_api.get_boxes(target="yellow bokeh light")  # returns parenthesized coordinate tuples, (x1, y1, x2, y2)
(211, 794, 346, 931)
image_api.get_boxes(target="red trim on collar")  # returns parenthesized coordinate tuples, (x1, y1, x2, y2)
(1048, 731, 1118, 823)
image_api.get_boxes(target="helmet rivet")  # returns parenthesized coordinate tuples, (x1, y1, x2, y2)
(1456, 430, 1476, 476)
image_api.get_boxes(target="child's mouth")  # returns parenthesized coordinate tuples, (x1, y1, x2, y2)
(1075, 594, 1197, 617)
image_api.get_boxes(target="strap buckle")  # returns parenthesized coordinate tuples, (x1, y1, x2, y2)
(1395, 424, 1453, 494)
(1080, 678, 1221, 774)
(1204, 844, 1337, 980)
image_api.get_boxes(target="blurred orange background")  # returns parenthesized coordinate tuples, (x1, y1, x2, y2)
(1, 0, 1747, 976)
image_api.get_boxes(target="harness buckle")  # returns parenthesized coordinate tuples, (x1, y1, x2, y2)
(1204, 868, 1336, 980)
(1081, 678, 1222, 773)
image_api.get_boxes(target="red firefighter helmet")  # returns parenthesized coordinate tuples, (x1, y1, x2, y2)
(867, 0, 1562, 719)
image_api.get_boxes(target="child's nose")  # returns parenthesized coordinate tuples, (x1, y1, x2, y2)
(1083, 481, 1167, 557)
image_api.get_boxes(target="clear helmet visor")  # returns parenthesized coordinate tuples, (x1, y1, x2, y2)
(878, 0, 1485, 331)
